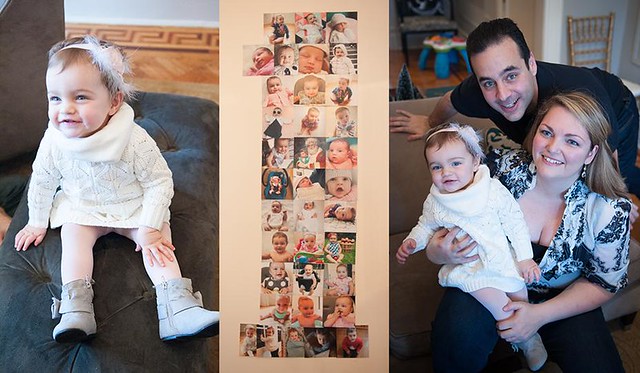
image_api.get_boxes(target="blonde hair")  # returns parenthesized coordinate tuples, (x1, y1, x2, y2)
(335, 107, 350, 116)
(306, 107, 320, 116)
(48, 35, 135, 100)
(336, 295, 354, 312)
(298, 296, 314, 308)
(523, 91, 627, 199)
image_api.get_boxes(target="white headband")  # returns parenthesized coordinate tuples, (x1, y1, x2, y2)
(57, 35, 134, 99)
(426, 122, 484, 159)
(60, 40, 126, 75)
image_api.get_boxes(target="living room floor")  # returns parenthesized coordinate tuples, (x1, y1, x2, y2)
(389, 48, 469, 95)
(65, 23, 219, 103)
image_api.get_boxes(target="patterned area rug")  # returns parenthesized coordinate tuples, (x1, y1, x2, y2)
(613, 317, 640, 373)
(65, 24, 219, 104)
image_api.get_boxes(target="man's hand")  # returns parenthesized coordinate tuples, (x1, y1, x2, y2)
(396, 238, 417, 264)
(389, 110, 430, 141)
(425, 227, 478, 265)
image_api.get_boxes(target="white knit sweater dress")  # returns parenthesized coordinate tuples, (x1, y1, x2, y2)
(27, 103, 173, 231)
(406, 165, 532, 293)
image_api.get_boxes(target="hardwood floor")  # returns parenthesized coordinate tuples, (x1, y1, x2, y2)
(389, 48, 470, 94)
(65, 24, 219, 102)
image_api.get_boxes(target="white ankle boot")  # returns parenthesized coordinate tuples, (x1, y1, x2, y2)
(51, 278, 97, 343)
(514, 332, 548, 371)
(155, 277, 220, 341)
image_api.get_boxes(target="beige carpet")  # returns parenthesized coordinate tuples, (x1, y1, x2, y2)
(613, 317, 640, 373)
(134, 78, 219, 104)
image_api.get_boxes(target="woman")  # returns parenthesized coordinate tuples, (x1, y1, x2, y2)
(427, 92, 631, 372)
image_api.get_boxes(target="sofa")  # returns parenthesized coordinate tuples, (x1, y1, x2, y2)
(0, 0, 219, 372)
(388, 97, 640, 371)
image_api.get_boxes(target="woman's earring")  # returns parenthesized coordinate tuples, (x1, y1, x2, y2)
(581, 164, 587, 179)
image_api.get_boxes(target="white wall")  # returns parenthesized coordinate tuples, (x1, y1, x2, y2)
(64, 0, 219, 27)
(618, 0, 640, 82)
(562, 0, 628, 73)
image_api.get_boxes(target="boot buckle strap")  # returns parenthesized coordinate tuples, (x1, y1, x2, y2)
(193, 291, 204, 307)
(157, 305, 168, 320)
(59, 298, 93, 314)
(51, 297, 61, 319)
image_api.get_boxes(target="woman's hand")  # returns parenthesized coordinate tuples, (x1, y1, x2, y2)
(389, 110, 430, 141)
(426, 227, 478, 265)
(136, 226, 175, 267)
(496, 301, 544, 344)
(14, 225, 47, 251)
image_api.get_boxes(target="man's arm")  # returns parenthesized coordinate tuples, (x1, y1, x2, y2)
(389, 91, 459, 141)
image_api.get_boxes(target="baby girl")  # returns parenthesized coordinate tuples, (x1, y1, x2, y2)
(325, 263, 354, 296)
(294, 175, 325, 201)
(260, 294, 291, 325)
(246, 46, 274, 76)
(298, 107, 321, 136)
(326, 138, 356, 169)
(296, 201, 319, 233)
(262, 261, 291, 295)
(324, 295, 355, 327)
(295, 232, 322, 255)
(273, 45, 298, 76)
(324, 203, 356, 223)
(262, 231, 294, 262)
(266, 138, 292, 169)
(291, 296, 323, 328)
(296, 13, 324, 44)
(296, 75, 325, 105)
(325, 169, 357, 202)
(263, 76, 293, 107)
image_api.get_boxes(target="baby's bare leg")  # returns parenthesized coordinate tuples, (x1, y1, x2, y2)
(470, 287, 513, 321)
(60, 224, 108, 284)
(507, 286, 529, 303)
(116, 223, 181, 285)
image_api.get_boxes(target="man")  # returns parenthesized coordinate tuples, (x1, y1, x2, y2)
(390, 18, 640, 197)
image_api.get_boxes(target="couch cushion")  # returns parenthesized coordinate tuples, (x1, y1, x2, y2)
(0, 92, 219, 371)
(389, 232, 444, 359)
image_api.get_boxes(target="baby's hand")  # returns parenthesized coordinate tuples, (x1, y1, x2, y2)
(136, 226, 176, 267)
(517, 258, 541, 284)
(14, 225, 47, 251)
(396, 239, 417, 264)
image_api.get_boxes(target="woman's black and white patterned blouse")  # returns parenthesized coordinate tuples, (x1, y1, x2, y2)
(487, 149, 631, 294)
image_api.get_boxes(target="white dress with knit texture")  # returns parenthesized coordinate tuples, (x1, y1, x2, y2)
(406, 165, 532, 293)
(27, 103, 173, 231)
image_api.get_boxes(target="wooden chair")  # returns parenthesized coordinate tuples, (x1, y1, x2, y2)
(567, 12, 614, 70)
(394, 0, 458, 66)
(567, 12, 640, 99)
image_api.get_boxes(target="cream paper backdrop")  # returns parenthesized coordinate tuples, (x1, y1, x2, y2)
(220, 1, 389, 370)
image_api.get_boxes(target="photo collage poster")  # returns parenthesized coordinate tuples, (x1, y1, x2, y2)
(241, 11, 369, 358)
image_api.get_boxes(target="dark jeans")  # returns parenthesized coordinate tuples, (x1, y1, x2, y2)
(0, 174, 28, 216)
(343, 349, 358, 358)
(615, 88, 640, 197)
(431, 288, 624, 373)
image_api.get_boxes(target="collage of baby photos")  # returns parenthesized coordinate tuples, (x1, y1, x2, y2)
(244, 11, 368, 358)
